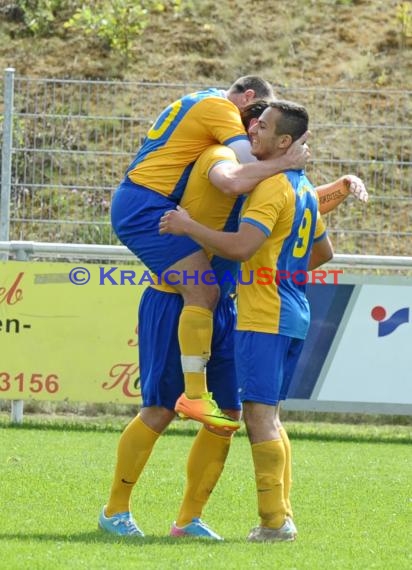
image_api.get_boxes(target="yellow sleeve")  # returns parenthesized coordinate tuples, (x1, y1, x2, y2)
(197, 97, 248, 145)
(203, 145, 238, 177)
(240, 175, 289, 237)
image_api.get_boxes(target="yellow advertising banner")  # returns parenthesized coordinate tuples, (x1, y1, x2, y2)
(0, 261, 152, 404)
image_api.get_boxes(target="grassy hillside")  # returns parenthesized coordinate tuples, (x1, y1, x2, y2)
(0, 0, 411, 87)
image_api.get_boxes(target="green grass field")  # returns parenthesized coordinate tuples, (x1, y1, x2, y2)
(0, 418, 410, 570)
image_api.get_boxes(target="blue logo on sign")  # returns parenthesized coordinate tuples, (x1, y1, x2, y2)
(371, 306, 410, 337)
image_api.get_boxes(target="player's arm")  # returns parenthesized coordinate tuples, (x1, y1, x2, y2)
(308, 235, 334, 270)
(315, 175, 368, 215)
(159, 206, 266, 261)
(209, 139, 310, 196)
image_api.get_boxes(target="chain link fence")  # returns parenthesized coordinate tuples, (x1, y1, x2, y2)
(1, 70, 411, 255)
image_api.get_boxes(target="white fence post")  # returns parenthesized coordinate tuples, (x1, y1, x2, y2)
(10, 400, 24, 424)
(0, 68, 15, 259)
(0, 68, 21, 422)
(9, 244, 27, 424)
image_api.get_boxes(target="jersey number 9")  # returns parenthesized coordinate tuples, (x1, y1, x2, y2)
(292, 208, 312, 258)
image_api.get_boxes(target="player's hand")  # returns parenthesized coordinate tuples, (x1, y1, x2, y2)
(159, 205, 191, 235)
(343, 175, 369, 202)
(284, 131, 311, 170)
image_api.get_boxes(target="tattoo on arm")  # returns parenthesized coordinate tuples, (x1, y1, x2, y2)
(320, 190, 344, 204)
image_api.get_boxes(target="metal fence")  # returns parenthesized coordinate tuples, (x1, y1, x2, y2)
(1, 69, 412, 256)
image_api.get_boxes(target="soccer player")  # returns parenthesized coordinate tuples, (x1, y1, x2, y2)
(99, 136, 248, 540)
(98, 101, 367, 539)
(110, 76, 310, 431)
(160, 100, 334, 542)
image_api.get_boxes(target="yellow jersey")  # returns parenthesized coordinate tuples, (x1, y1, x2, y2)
(237, 170, 327, 339)
(153, 145, 243, 296)
(126, 89, 248, 201)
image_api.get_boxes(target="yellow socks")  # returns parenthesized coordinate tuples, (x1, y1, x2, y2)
(251, 439, 287, 529)
(178, 305, 213, 398)
(105, 415, 160, 517)
(279, 426, 293, 518)
(176, 427, 232, 527)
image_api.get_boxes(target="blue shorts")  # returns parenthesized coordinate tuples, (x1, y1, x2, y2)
(235, 331, 304, 406)
(111, 178, 202, 274)
(138, 287, 240, 411)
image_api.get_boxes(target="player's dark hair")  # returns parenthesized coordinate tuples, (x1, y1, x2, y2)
(268, 100, 308, 141)
(229, 76, 274, 99)
(240, 100, 270, 130)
